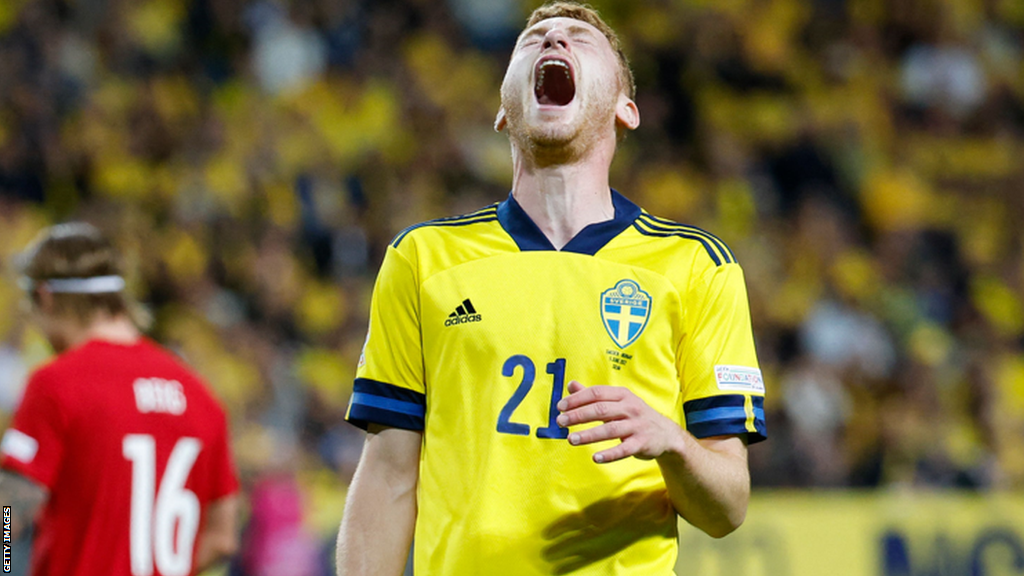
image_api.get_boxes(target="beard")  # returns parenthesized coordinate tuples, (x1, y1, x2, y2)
(500, 77, 618, 166)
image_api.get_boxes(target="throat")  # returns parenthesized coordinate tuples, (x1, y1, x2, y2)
(512, 183, 615, 250)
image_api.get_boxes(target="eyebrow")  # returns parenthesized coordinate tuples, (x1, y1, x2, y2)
(518, 23, 600, 44)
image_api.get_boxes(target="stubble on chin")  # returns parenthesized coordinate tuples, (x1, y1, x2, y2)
(500, 83, 617, 167)
(521, 122, 584, 166)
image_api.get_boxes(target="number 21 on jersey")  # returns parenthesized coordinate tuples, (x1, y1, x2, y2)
(122, 435, 202, 576)
(497, 355, 569, 439)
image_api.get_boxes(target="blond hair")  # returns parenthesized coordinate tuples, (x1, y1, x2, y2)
(18, 223, 148, 328)
(525, 2, 635, 100)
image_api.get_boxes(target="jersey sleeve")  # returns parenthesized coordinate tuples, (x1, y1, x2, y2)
(0, 369, 67, 489)
(205, 406, 239, 502)
(678, 262, 767, 443)
(346, 245, 427, 431)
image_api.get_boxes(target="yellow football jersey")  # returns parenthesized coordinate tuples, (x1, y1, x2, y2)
(346, 191, 766, 575)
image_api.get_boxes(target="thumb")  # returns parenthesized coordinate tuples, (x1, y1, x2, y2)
(567, 380, 586, 394)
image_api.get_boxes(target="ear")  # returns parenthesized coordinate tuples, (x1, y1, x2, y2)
(494, 107, 507, 132)
(614, 95, 640, 131)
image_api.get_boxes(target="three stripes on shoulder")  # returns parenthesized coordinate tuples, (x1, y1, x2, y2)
(392, 206, 499, 248)
(633, 214, 736, 266)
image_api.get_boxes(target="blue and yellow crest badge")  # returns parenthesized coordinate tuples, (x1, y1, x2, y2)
(601, 279, 652, 349)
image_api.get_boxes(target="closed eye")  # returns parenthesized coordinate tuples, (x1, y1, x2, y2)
(518, 29, 545, 49)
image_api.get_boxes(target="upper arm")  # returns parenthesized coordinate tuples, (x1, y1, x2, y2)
(347, 246, 427, 432)
(1, 371, 68, 489)
(362, 424, 422, 474)
(202, 493, 240, 546)
(194, 492, 240, 570)
(695, 434, 749, 463)
(354, 424, 423, 495)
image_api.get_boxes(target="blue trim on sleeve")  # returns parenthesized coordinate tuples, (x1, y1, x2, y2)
(353, 377, 426, 404)
(350, 392, 425, 417)
(686, 406, 765, 425)
(684, 395, 767, 444)
(346, 378, 426, 431)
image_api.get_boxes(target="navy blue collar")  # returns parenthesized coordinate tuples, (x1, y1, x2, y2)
(496, 190, 642, 255)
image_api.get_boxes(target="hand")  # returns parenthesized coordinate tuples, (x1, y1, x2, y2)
(556, 381, 684, 464)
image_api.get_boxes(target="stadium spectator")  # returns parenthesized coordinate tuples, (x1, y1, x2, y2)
(0, 0, 1022, 571)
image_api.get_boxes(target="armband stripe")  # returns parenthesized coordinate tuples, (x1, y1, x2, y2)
(346, 378, 427, 431)
(684, 395, 767, 443)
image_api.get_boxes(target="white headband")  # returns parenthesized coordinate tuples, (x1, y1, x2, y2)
(20, 275, 126, 294)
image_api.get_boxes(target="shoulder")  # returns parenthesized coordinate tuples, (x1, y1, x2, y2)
(389, 204, 501, 252)
(385, 204, 507, 281)
(16, 356, 76, 423)
(26, 352, 78, 393)
(631, 211, 738, 270)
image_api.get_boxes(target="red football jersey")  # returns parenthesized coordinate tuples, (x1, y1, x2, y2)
(0, 338, 239, 576)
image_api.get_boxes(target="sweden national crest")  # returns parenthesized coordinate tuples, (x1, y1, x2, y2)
(601, 279, 651, 349)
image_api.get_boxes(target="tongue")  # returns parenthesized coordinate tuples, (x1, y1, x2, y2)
(535, 66, 575, 106)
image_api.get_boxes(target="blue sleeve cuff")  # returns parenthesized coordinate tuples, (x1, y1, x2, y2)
(684, 395, 767, 444)
(346, 378, 426, 431)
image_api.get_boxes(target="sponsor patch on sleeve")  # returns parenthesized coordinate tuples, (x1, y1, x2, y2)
(357, 325, 370, 369)
(714, 365, 765, 393)
(1, 429, 39, 463)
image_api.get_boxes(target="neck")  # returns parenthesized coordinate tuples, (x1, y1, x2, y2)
(55, 314, 140, 353)
(510, 138, 616, 250)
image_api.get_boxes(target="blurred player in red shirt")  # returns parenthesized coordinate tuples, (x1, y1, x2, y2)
(0, 223, 240, 576)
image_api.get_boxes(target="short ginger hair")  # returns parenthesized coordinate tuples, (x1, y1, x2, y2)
(525, 2, 635, 100)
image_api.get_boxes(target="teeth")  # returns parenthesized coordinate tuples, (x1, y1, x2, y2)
(536, 60, 569, 86)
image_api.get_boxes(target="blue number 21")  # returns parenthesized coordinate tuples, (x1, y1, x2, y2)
(496, 355, 569, 439)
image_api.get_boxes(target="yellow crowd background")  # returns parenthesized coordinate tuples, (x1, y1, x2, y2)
(1, 0, 1023, 572)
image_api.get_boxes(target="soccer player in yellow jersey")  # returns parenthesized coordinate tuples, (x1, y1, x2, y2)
(337, 3, 766, 575)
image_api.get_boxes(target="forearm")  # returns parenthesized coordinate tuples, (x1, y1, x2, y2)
(656, 433, 749, 538)
(194, 535, 235, 573)
(336, 467, 417, 576)
(0, 471, 47, 540)
(336, 426, 420, 576)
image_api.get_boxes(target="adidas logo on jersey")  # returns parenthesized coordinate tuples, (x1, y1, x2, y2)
(445, 298, 482, 326)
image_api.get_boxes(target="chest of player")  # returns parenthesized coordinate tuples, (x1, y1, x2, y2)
(418, 252, 683, 417)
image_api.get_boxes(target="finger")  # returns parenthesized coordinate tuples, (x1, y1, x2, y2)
(568, 420, 633, 446)
(557, 402, 627, 427)
(557, 385, 625, 412)
(556, 381, 587, 412)
(593, 437, 643, 464)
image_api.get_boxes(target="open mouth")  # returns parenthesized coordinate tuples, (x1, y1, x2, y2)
(534, 58, 575, 107)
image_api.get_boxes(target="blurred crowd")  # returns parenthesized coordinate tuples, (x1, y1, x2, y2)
(1, 0, 1023, 571)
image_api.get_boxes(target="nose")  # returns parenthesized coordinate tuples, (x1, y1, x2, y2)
(542, 28, 570, 51)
